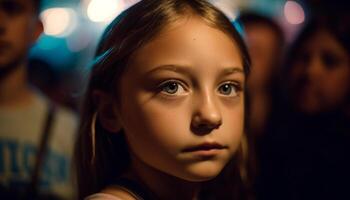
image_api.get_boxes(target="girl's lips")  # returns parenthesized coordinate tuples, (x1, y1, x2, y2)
(182, 142, 227, 152)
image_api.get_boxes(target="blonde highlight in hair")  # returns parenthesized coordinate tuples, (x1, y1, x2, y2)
(90, 112, 97, 164)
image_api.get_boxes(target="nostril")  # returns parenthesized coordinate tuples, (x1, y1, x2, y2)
(191, 124, 211, 135)
(191, 98, 222, 135)
(190, 121, 221, 135)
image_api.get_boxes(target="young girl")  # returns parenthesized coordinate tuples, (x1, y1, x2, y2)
(75, 0, 253, 199)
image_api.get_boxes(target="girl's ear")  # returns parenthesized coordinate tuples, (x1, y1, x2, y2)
(93, 90, 122, 133)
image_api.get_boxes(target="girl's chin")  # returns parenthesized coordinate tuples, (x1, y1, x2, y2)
(176, 161, 226, 182)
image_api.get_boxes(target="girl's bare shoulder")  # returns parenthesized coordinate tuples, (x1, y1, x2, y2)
(85, 193, 124, 200)
(85, 186, 139, 200)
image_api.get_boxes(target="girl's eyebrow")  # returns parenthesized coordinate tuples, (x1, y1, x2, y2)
(146, 64, 244, 76)
(146, 64, 191, 76)
(220, 67, 244, 76)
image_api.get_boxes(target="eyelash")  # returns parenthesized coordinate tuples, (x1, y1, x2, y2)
(157, 80, 243, 97)
(158, 80, 188, 96)
(217, 81, 242, 97)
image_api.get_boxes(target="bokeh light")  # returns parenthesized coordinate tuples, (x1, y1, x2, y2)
(86, 0, 123, 23)
(41, 8, 77, 37)
(211, 0, 238, 20)
(284, 0, 305, 25)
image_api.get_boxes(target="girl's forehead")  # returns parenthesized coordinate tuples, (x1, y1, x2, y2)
(125, 16, 244, 77)
(156, 15, 230, 41)
(137, 16, 240, 54)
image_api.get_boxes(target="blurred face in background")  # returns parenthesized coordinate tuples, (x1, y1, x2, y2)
(244, 23, 280, 91)
(0, 0, 42, 75)
(289, 30, 350, 114)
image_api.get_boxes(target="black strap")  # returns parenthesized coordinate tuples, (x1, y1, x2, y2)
(27, 102, 56, 198)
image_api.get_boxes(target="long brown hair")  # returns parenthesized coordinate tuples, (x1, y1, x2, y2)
(75, 0, 253, 199)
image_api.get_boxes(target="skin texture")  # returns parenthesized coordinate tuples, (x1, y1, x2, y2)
(289, 30, 350, 114)
(99, 16, 245, 199)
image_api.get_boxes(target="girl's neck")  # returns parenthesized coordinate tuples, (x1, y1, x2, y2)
(125, 155, 200, 200)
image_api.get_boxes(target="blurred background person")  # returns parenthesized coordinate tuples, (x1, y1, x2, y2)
(283, 13, 350, 199)
(286, 17, 350, 117)
(0, 0, 78, 199)
(238, 12, 285, 137)
(28, 58, 82, 112)
(237, 12, 286, 200)
(257, 11, 350, 200)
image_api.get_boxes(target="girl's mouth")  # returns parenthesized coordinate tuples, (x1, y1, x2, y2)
(182, 142, 227, 152)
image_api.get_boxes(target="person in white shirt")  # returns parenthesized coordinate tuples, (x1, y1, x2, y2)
(0, 0, 78, 199)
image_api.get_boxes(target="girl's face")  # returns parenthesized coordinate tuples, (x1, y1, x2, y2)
(117, 16, 245, 181)
(289, 30, 350, 114)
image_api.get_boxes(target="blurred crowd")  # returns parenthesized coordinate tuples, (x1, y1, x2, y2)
(239, 1, 350, 199)
(1, 0, 349, 199)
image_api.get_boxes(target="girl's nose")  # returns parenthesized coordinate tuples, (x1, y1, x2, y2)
(190, 92, 222, 135)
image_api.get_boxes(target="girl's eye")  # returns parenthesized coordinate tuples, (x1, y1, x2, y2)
(159, 81, 186, 95)
(218, 82, 240, 97)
